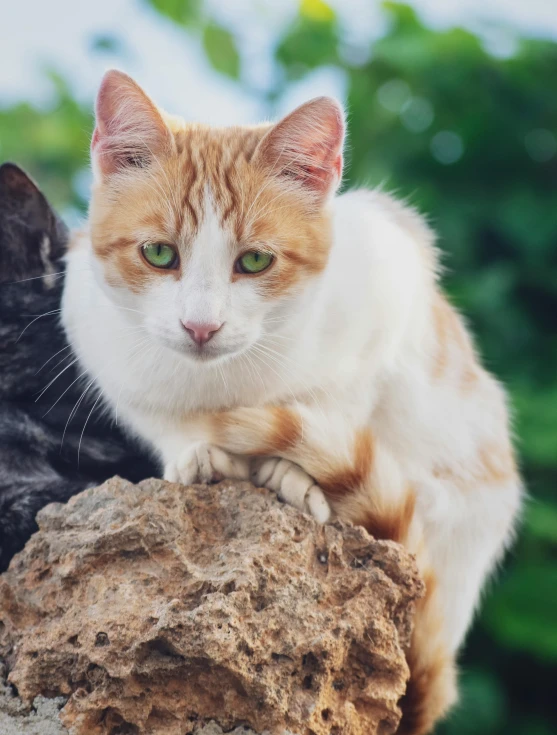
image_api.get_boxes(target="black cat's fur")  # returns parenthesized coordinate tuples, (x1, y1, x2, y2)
(0, 163, 156, 571)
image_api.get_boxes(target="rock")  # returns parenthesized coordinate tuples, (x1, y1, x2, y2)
(0, 478, 423, 735)
(0, 668, 258, 735)
(0, 664, 68, 735)
(1, 664, 259, 735)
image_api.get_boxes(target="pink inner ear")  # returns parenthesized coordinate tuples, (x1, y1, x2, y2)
(91, 70, 169, 176)
(297, 140, 343, 195)
(257, 96, 345, 199)
(333, 152, 343, 181)
(91, 127, 101, 153)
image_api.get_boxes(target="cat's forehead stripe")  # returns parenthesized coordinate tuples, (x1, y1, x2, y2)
(173, 128, 257, 237)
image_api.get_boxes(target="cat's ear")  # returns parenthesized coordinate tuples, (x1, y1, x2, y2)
(254, 96, 345, 203)
(0, 163, 67, 282)
(91, 70, 172, 178)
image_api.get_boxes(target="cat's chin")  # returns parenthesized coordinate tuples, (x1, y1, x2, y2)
(183, 349, 235, 365)
(162, 337, 245, 365)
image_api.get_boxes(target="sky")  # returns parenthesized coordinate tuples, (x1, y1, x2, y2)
(1, 0, 557, 126)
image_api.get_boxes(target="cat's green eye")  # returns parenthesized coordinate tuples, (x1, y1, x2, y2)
(142, 243, 178, 269)
(236, 250, 274, 275)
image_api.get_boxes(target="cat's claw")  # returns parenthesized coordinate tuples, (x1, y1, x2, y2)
(251, 457, 331, 523)
(164, 443, 250, 485)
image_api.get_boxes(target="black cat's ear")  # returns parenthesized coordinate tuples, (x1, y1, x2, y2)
(0, 163, 68, 283)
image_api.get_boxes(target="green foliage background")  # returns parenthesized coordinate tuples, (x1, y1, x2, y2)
(1, 2, 556, 732)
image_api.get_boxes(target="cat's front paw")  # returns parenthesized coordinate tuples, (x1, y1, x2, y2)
(251, 457, 331, 523)
(164, 443, 250, 485)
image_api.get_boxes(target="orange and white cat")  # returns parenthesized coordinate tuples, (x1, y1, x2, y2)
(62, 70, 522, 734)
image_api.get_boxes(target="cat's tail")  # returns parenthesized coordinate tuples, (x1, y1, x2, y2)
(337, 441, 458, 735)
(396, 569, 457, 734)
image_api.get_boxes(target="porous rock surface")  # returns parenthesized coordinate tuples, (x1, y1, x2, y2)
(0, 662, 67, 735)
(0, 478, 423, 735)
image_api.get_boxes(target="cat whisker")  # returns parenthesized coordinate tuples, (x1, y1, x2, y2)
(248, 343, 303, 412)
(114, 338, 163, 429)
(109, 336, 155, 426)
(6, 272, 65, 285)
(95, 303, 146, 317)
(77, 391, 105, 468)
(262, 333, 297, 344)
(36, 324, 149, 405)
(48, 329, 150, 423)
(35, 357, 80, 404)
(261, 315, 295, 328)
(17, 309, 61, 342)
(35, 343, 74, 375)
(238, 351, 266, 394)
(62, 378, 99, 452)
(251, 341, 336, 422)
(63, 334, 152, 449)
(43, 324, 148, 376)
(47, 350, 78, 376)
(5, 267, 92, 285)
(216, 361, 231, 400)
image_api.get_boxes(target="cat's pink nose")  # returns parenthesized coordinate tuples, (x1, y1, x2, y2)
(182, 320, 223, 346)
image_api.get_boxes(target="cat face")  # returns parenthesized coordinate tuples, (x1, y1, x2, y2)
(0, 163, 69, 396)
(89, 71, 344, 363)
(0, 162, 67, 284)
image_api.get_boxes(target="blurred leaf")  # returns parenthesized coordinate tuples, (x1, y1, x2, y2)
(483, 562, 557, 661)
(525, 500, 557, 543)
(202, 23, 240, 79)
(513, 386, 557, 467)
(437, 669, 506, 734)
(146, 0, 200, 27)
(276, 11, 338, 77)
(0, 69, 91, 211)
(382, 1, 422, 32)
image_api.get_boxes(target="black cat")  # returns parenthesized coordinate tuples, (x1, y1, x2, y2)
(0, 163, 157, 571)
